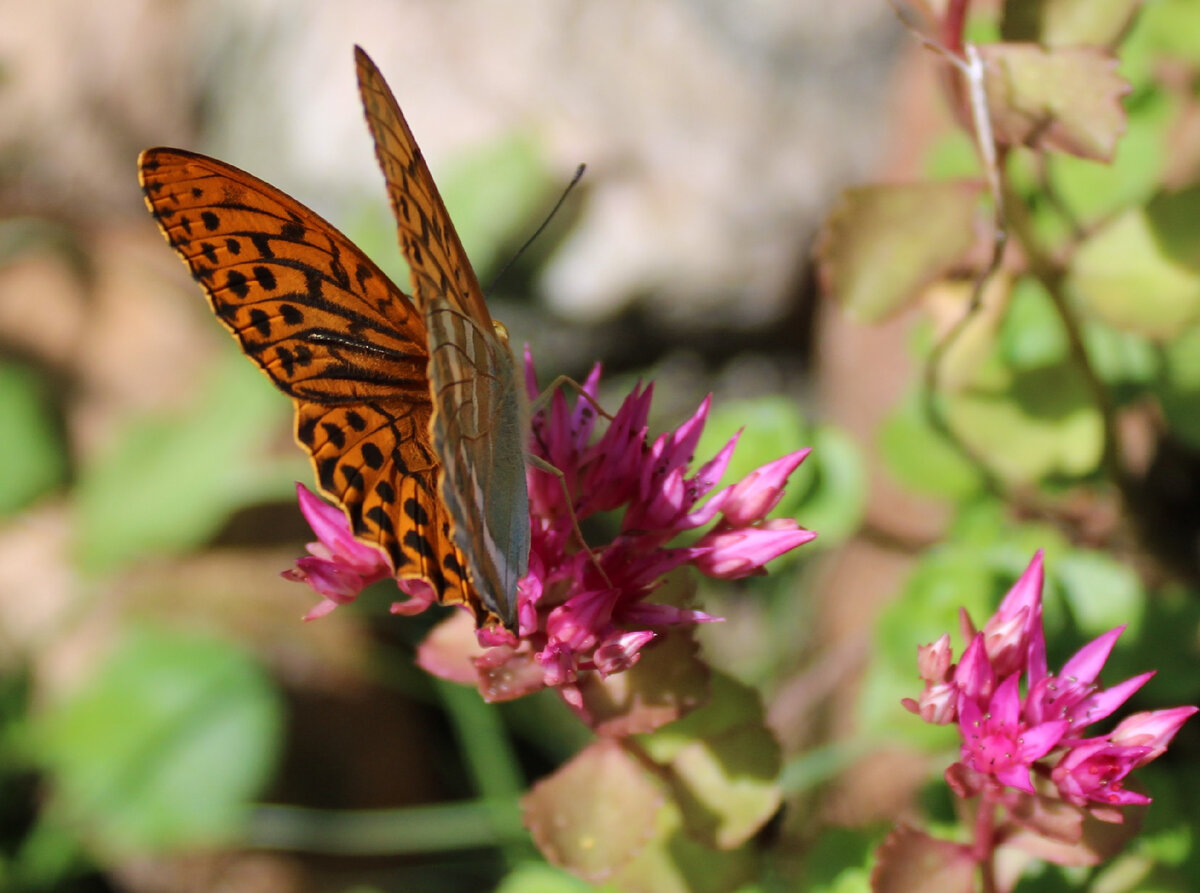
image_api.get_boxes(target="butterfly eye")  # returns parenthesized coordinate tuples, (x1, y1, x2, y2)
(491, 320, 511, 343)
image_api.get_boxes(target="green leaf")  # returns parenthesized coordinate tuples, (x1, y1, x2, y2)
(497, 862, 600, 893)
(639, 672, 781, 850)
(800, 827, 876, 893)
(33, 627, 283, 852)
(999, 277, 1070, 370)
(922, 131, 983, 181)
(666, 723, 781, 851)
(74, 352, 300, 572)
(878, 391, 985, 501)
(1082, 320, 1158, 395)
(980, 44, 1130, 162)
(0, 362, 67, 516)
(815, 182, 984, 323)
(1068, 192, 1200, 339)
(945, 359, 1103, 483)
(790, 424, 866, 548)
(607, 799, 757, 893)
(1056, 548, 1145, 637)
(1121, 0, 1200, 88)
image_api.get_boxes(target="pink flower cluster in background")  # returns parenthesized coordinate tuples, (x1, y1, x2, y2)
(285, 353, 815, 707)
(905, 551, 1195, 819)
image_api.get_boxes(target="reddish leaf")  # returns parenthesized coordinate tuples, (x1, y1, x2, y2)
(814, 182, 984, 323)
(522, 740, 666, 882)
(1005, 787, 1145, 867)
(980, 44, 1130, 162)
(871, 824, 976, 893)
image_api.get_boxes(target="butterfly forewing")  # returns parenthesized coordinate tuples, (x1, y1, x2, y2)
(354, 46, 492, 328)
(138, 146, 476, 613)
(356, 46, 532, 630)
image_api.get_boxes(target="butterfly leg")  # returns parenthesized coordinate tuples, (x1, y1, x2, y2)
(528, 453, 613, 589)
(530, 374, 614, 421)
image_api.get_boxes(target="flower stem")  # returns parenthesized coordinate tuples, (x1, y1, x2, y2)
(974, 797, 998, 893)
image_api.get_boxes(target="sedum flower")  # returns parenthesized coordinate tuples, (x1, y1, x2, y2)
(907, 550, 1195, 821)
(281, 483, 392, 620)
(1050, 738, 1153, 808)
(283, 353, 814, 709)
(1109, 706, 1198, 764)
(956, 672, 1069, 794)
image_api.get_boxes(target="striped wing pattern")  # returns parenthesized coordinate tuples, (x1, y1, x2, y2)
(356, 47, 530, 628)
(426, 298, 530, 627)
(138, 148, 476, 613)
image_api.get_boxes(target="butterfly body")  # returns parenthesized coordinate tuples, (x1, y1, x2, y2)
(138, 47, 529, 630)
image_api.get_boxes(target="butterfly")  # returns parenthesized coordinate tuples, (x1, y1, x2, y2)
(137, 46, 528, 631)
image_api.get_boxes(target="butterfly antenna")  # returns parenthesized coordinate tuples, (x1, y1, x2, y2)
(486, 163, 586, 294)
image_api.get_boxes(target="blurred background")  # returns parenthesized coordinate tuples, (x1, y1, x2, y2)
(5, 1, 1199, 891)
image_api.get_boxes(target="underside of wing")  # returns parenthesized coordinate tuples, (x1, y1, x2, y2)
(426, 297, 530, 628)
(139, 147, 429, 405)
(354, 46, 493, 329)
(139, 146, 481, 608)
(296, 399, 477, 616)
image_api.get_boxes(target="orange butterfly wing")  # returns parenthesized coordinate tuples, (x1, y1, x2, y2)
(354, 46, 492, 328)
(137, 148, 478, 614)
(355, 47, 530, 629)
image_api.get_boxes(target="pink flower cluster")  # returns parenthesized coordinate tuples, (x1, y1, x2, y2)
(285, 353, 815, 706)
(905, 551, 1195, 817)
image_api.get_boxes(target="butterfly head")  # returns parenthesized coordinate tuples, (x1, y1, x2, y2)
(491, 320, 511, 345)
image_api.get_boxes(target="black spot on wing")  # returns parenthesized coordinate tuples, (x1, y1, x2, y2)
(297, 414, 317, 446)
(226, 270, 250, 299)
(403, 498, 430, 527)
(277, 347, 295, 377)
(341, 463, 365, 495)
(361, 442, 384, 470)
(365, 505, 395, 535)
(254, 266, 277, 291)
(322, 423, 346, 450)
(248, 308, 271, 337)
